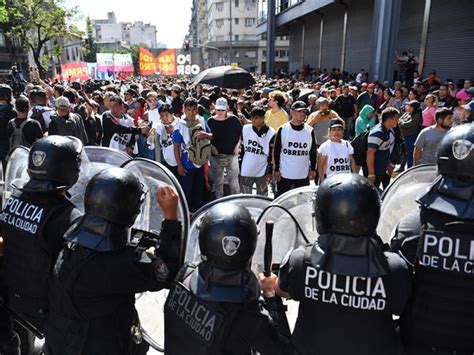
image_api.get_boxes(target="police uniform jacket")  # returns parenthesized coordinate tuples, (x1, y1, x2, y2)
(278, 233, 412, 355)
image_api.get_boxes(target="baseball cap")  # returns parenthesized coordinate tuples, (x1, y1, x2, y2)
(462, 101, 474, 111)
(262, 87, 272, 94)
(215, 97, 228, 110)
(361, 82, 368, 87)
(55, 96, 70, 109)
(367, 83, 376, 89)
(291, 101, 309, 113)
(467, 87, 474, 95)
(456, 91, 470, 101)
(329, 118, 345, 129)
(170, 84, 181, 92)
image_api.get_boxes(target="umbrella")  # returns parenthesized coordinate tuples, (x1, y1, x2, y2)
(295, 88, 315, 104)
(193, 65, 256, 89)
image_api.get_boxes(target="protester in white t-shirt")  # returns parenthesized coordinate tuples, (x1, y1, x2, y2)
(240, 107, 275, 196)
(156, 104, 178, 175)
(317, 117, 356, 183)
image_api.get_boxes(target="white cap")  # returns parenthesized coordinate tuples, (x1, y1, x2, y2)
(215, 97, 228, 111)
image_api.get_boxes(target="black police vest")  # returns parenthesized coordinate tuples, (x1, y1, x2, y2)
(287, 240, 409, 355)
(0, 192, 73, 325)
(164, 265, 253, 355)
(403, 208, 474, 352)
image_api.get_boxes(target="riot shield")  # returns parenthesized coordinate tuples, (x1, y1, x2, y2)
(69, 147, 130, 211)
(255, 186, 318, 272)
(0, 158, 4, 207)
(2, 146, 30, 207)
(122, 158, 190, 353)
(377, 164, 438, 243)
(184, 194, 272, 263)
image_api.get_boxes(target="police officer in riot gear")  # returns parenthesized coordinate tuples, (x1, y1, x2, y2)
(0, 135, 83, 354)
(260, 173, 412, 355)
(46, 168, 182, 355)
(396, 123, 474, 354)
(164, 203, 293, 355)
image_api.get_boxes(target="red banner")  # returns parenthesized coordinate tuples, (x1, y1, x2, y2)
(139, 47, 177, 76)
(61, 62, 89, 81)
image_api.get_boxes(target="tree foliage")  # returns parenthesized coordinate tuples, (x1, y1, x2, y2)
(0, 0, 8, 23)
(6, 0, 80, 77)
(82, 16, 96, 62)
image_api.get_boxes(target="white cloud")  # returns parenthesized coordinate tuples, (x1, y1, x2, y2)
(70, 0, 192, 48)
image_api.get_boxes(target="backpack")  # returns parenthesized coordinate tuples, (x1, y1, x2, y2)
(30, 107, 47, 132)
(50, 114, 78, 137)
(9, 118, 31, 148)
(351, 130, 370, 166)
(186, 120, 211, 166)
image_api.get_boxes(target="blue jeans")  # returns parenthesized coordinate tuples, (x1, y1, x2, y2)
(178, 166, 205, 213)
(404, 134, 417, 168)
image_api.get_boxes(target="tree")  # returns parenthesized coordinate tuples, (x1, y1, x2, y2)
(0, 0, 8, 23)
(82, 16, 96, 62)
(6, 0, 80, 77)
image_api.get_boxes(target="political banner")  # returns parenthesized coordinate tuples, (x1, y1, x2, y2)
(96, 53, 134, 79)
(138, 47, 201, 76)
(87, 62, 98, 80)
(61, 62, 89, 81)
(138, 47, 159, 76)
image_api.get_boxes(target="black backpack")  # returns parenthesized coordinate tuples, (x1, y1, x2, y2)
(351, 131, 370, 166)
(30, 107, 48, 132)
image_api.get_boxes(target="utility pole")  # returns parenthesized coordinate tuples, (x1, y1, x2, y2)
(229, 0, 233, 64)
(266, 0, 276, 77)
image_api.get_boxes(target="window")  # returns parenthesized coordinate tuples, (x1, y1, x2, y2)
(216, 2, 224, 11)
(0, 32, 5, 47)
(235, 0, 239, 7)
(245, 18, 255, 27)
(234, 50, 240, 58)
(216, 19, 224, 28)
(262, 50, 266, 57)
(234, 35, 239, 41)
(66, 49, 70, 61)
(235, 18, 239, 25)
(245, 51, 256, 58)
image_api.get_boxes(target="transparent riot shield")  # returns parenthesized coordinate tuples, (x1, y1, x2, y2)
(69, 147, 130, 211)
(377, 164, 438, 242)
(2, 146, 30, 207)
(122, 158, 190, 353)
(0, 157, 4, 207)
(256, 186, 318, 331)
(255, 185, 318, 272)
(184, 194, 272, 263)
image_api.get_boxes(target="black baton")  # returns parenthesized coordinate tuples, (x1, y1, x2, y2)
(0, 300, 44, 339)
(264, 221, 274, 277)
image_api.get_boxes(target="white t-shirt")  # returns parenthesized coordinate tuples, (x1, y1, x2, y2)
(318, 139, 353, 177)
(280, 122, 313, 179)
(148, 108, 161, 128)
(156, 121, 178, 166)
(241, 124, 275, 177)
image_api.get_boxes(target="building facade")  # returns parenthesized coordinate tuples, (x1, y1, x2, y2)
(257, 0, 474, 82)
(93, 12, 157, 49)
(189, 0, 289, 73)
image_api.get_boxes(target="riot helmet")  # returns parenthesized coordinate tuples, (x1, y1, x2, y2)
(84, 167, 146, 227)
(199, 203, 258, 269)
(315, 173, 380, 236)
(437, 123, 474, 181)
(27, 135, 83, 191)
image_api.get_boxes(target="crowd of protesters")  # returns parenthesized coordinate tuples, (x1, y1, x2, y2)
(0, 64, 473, 212)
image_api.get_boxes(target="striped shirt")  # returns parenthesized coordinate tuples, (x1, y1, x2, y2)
(367, 123, 392, 175)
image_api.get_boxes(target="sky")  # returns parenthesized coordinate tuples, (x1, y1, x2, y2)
(69, 0, 193, 48)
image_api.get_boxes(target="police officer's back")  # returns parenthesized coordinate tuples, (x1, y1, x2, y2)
(398, 123, 474, 354)
(45, 168, 182, 355)
(0, 136, 82, 339)
(164, 203, 292, 355)
(262, 173, 412, 355)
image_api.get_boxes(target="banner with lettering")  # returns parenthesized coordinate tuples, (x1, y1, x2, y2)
(61, 62, 89, 81)
(96, 53, 134, 79)
(139, 47, 177, 76)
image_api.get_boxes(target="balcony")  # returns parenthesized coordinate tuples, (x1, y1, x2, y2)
(256, 0, 335, 34)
